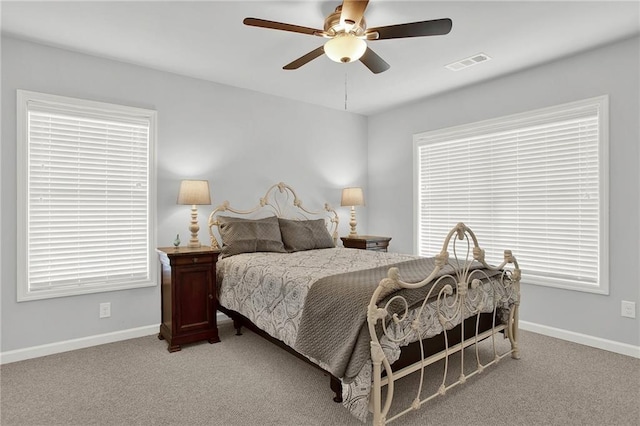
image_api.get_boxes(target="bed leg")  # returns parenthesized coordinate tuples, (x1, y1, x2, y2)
(330, 375, 343, 402)
(233, 319, 243, 336)
(509, 303, 520, 359)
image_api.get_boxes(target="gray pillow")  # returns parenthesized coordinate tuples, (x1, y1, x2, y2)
(218, 215, 286, 258)
(278, 218, 335, 252)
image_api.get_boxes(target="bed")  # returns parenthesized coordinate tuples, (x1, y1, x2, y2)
(208, 182, 520, 424)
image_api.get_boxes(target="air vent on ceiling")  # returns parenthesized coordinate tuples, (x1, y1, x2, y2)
(445, 53, 491, 71)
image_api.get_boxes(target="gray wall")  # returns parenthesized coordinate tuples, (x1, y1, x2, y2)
(2, 34, 638, 354)
(1, 37, 368, 352)
(367, 36, 640, 347)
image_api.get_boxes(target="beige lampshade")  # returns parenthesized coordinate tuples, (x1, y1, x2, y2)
(177, 180, 211, 205)
(341, 187, 365, 207)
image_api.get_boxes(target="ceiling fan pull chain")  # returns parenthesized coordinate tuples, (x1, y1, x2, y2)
(344, 71, 348, 110)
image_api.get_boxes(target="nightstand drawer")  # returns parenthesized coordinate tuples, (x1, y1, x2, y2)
(172, 253, 214, 266)
(367, 240, 388, 250)
(341, 235, 392, 252)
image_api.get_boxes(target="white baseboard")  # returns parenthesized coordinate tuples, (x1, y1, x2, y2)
(3, 317, 637, 365)
(0, 325, 159, 365)
(520, 320, 640, 359)
(1, 314, 231, 365)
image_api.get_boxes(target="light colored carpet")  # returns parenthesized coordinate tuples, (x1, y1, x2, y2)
(1, 322, 638, 425)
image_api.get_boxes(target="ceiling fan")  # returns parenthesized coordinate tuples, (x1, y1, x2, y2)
(243, 0, 452, 74)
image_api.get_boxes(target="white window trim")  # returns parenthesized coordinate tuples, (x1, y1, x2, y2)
(17, 90, 158, 301)
(413, 96, 609, 294)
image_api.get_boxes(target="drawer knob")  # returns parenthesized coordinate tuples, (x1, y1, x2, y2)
(193, 258, 198, 263)
(209, 294, 213, 300)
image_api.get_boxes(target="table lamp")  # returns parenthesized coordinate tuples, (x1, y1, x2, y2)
(341, 187, 364, 237)
(177, 179, 211, 248)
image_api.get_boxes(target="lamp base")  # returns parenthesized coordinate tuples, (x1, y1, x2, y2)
(187, 205, 201, 249)
(348, 206, 358, 237)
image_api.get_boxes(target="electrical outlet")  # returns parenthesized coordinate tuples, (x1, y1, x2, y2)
(621, 301, 636, 319)
(99, 302, 111, 318)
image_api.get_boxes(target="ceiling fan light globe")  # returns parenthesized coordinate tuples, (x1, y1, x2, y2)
(324, 33, 367, 63)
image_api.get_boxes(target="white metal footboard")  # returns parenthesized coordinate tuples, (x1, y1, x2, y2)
(367, 223, 521, 425)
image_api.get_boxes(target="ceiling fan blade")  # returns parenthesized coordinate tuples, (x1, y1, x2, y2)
(359, 47, 390, 74)
(367, 18, 452, 40)
(283, 46, 326, 70)
(243, 17, 323, 36)
(340, 0, 369, 27)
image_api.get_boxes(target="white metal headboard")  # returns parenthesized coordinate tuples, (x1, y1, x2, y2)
(208, 182, 340, 250)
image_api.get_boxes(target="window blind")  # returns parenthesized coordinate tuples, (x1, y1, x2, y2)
(414, 96, 608, 293)
(18, 91, 156, 300)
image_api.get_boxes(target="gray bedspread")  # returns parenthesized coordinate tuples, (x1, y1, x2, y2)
(294, 257, 497, 381)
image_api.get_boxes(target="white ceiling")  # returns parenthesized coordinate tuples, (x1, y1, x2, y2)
(2, 1, 639, 115)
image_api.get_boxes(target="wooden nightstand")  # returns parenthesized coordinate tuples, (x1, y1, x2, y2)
(157, 246, 220, 352)
(341, 235, 392, 252)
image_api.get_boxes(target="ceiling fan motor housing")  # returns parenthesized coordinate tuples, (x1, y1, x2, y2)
(324, 5, 367, 36)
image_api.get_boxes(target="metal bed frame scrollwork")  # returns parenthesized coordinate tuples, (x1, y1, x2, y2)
(368, 222, 520, 424)
(208, 182, 339, 250)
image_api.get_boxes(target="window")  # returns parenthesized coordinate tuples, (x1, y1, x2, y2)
(414, 96, 608, 294)
(17, 90, 157, 301)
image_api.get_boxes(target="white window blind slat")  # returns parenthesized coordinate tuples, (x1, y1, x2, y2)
(414, 96, 608, 294)
(18, 90, 157, 301)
